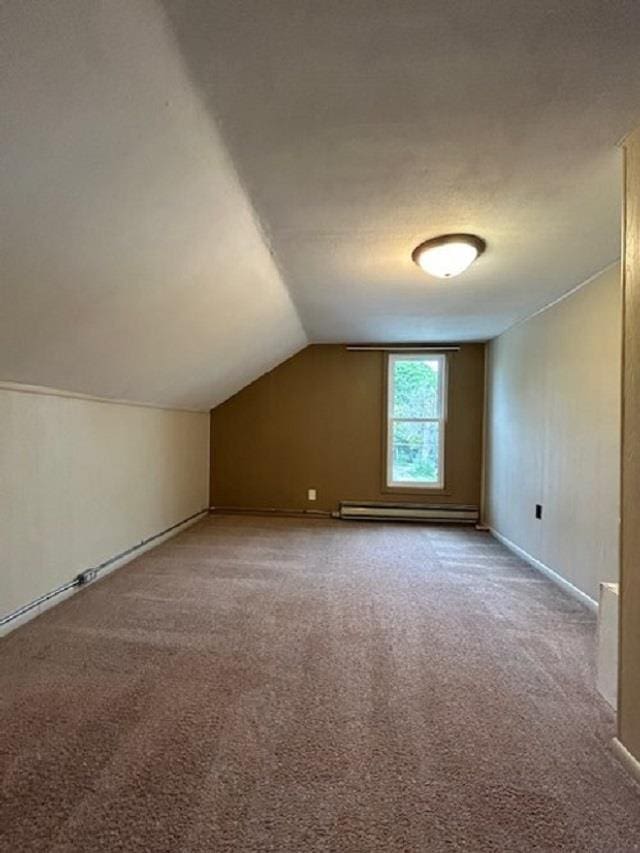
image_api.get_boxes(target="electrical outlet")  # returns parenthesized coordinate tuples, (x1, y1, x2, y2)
(307, 488, 317, 501)
(535, 504, 542, 520)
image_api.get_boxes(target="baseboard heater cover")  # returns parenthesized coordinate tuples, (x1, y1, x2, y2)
(337, 501, 479, 523)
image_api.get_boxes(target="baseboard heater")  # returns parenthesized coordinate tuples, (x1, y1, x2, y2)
(336, 501, 479, 524)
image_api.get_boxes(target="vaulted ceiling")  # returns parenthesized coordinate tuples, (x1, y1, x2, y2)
(0, 0, 306, 410)
(162, 0, 640, 342)
(2, 1, 640, 408)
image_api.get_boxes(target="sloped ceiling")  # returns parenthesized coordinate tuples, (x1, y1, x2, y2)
(162, 0, 640, 343)
(0, 0, 307, 410)
(3, 2, 640, 409)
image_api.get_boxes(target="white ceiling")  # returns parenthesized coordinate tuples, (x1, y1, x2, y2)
(2, 1, 640, 408)
(163, 0, 640, 342)
(0, 0, 307, 410)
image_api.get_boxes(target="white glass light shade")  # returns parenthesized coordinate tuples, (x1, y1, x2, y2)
(412, 234, 485, 279)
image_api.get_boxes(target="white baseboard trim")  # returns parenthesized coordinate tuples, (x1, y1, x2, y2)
(0, 509, 209, 639)
(489, 527, 598, 613)
(612, 738, 640, 786)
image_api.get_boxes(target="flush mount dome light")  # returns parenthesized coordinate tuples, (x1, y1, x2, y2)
(412, 233, 486, 279)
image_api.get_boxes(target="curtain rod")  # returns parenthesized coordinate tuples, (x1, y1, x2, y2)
(345, 346, 461, 352)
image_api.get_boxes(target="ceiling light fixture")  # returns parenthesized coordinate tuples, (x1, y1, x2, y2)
(412, 233, 486, 279)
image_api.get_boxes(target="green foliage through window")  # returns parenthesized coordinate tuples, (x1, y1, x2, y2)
(389, 357, 443, 485)
(392, 359, 439, 418)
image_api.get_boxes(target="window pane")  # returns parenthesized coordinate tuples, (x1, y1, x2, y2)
(392, 358, 440, 418)
(391, 421, 440, 484)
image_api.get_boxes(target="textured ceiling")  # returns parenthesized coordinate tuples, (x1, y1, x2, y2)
(163, 0, 640, 342)
(0, 0, 307, 409)
(2, 1, 640, 409)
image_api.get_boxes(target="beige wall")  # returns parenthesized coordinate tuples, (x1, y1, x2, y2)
(210, 344, 485, 513)
(620, 128, 640, 763)
(0, 386, 210, 618)
(485, 264, 621, 603)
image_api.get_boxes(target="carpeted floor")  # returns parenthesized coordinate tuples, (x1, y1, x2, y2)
(1, 516, 639, 852)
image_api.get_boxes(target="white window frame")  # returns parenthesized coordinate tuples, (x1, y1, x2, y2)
(386, 353, 447, 490)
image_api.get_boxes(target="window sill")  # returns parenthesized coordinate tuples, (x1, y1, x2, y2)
(382, 484, 451, 497)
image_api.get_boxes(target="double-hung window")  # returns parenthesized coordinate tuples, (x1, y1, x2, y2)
(386, 353, 447, 489)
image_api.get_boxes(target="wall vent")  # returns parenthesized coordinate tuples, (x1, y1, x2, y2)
(336, 501, 479, 524)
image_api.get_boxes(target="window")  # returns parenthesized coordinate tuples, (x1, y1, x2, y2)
(386, 353, 447, 489)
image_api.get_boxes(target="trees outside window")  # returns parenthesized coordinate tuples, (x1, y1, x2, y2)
(387, 354, 447, 488)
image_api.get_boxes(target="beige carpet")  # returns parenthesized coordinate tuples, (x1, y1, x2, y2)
(1, 515, 639, 852)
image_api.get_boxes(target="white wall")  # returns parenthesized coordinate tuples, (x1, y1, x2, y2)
(0, 385, 209, 618)
(485, 264, 621, 602)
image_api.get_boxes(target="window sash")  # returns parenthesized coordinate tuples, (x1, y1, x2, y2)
(386, 354, 447, 489)
(390, 417, 440, 423)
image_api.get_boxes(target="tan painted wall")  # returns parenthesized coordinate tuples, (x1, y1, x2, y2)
(485, 264, 622, 603)
(0, 386, 210, 618)
(210, 344, 485, 513)
(620, 128, 640, 762)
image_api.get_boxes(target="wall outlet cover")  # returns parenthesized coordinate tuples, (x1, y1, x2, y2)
(308, 489, 317, 501)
